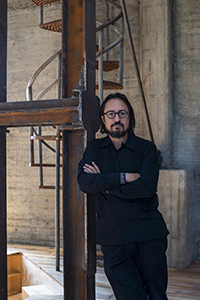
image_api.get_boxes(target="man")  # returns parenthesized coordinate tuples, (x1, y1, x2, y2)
(77, 93, 169, 300)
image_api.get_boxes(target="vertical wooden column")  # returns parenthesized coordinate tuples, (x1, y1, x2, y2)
(140, 0, 173, 168)
(0, 0, 7, 299)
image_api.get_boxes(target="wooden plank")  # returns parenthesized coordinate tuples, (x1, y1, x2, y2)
(7, 273, 21, 296)
(7, 253, 22, 296)
(7, 253, 21, 275)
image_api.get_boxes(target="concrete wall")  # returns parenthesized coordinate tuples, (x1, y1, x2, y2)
(7, 0, 62, 246)
(173, 0, 200, 260)
(6, 0, 200, 264)
(158, 170, 194, 268)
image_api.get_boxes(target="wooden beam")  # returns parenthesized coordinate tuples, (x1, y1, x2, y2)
(0, 98, 80, 127)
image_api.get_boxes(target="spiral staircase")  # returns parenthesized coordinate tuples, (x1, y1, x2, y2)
(27, 0, 125, 272)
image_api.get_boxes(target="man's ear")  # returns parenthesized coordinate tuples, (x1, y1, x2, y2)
(101, 115, 105, 124)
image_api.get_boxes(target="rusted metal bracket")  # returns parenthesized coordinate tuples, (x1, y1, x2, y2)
(0, 98, 80, 127)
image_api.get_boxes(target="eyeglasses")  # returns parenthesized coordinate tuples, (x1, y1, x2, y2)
(103, 110, 129, 119)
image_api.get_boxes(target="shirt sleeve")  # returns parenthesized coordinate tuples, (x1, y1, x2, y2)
(106, 142, 159, 199)
(77, 141, 121, 194)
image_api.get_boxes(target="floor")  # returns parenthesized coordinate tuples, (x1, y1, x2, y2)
(7, 244, 200, 300)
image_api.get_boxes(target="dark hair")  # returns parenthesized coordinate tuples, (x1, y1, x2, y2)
(99, 93, 135, 135)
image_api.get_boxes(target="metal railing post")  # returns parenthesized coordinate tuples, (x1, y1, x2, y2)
(28, 86, 34, 166)
(105, 2, 109, 61)
(99, 29, 104, 103)
(39, 6, 43, 25)
(55, 51, 61, 271)
(55, 126, 60, 271)
(119, 15, 124, 86)
(38, 126, 43, 187)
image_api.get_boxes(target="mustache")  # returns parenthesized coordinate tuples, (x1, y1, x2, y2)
(111, 121, 124, 128)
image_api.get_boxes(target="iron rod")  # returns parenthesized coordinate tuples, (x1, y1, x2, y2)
(119, 15, 124, 86)
(55, 127, 60, 271)
(55, 52, 61, 271)
(99, 30, 104, 103)
(105, 2, 109, 61)
(38, 126, 43, 187)
(39, 6, 43, 25)
(0, 0, 7, 297)
(120, 0, 154, 143)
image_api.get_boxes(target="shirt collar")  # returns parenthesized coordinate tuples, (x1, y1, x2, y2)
(99, 134, 136, 150)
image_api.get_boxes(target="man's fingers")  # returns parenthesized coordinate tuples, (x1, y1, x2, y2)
(83, 162, 101, 174)
(92, 162, 101, 173)
(83, 164, 98, 174)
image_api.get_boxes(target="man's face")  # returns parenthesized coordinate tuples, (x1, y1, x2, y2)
(101, 98, 130, 138)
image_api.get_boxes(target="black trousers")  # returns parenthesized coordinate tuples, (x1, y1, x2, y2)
(101, 237, 168, 300)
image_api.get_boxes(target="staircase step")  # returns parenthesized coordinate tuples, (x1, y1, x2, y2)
(30, 135, 62, 141)
(29, 163, 62, 167)
(23, 284, 55, 296)
(31, 0, 61, 6)
(39, 20, 62, 32)
(96, 61, 119, 72)
(39, 185, 62, 190)
(96, 81, 123, 90)
(26, 296, 63, 300)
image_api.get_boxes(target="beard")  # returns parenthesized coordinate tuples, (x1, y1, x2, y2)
(104, 121, 129, 138)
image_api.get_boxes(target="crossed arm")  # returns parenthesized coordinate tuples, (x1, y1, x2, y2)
(83, 161, 141, 182)
(78, 140, 159, 198)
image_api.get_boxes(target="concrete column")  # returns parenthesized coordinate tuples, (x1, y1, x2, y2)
(140, 0, 173, 168)
(158, 170, 194, 268)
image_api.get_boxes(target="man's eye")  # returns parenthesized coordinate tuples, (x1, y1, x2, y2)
(119, 111, 126, 117)
(108, 112, 115, 117)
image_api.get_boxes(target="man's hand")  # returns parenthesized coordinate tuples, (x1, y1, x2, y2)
(125, 173, 140, 182)
(83, 162, 101, 174)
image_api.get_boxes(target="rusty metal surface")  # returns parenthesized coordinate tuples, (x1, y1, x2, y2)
(0, 98, 80, 127)
(62, 1, 99, 299)
(31, 0, 61, 7)
(0, 0, 7, 298)
(62, 0, 84, 98)
(62, 129, 86, 299)
(83, 1, 99, 299)
(39, 19, 62, 32)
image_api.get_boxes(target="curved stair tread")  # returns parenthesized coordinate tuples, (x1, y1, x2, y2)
(96, 81, 123, 90)
(31, 0, 61, 6)
(39, 19, 62, 32)
(96, 61, 119, 72)
(30, 135, 62, 141)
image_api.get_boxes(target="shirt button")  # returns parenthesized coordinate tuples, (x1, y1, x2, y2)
(118, 201, 121, 204)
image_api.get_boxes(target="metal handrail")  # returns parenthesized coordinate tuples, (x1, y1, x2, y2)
(26, 49, 61, 101)
(96, 34, 123, 58)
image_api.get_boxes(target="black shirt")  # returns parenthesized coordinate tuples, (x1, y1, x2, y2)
(77, 134, 169, 246)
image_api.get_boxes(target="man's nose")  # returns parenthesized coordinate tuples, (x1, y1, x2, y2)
(114, 113, 120, 121)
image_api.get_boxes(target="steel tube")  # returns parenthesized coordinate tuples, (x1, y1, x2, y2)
(39, 6, 43, 25)
(120, 0, 154, 143)
(105, 2, 109, 61)
(38, 126, 43, 187)
(0, 0, 7, 298)
(119, 16, 124, 86)
(55, 127, 60, 271)
(99, 30, 104, 103)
